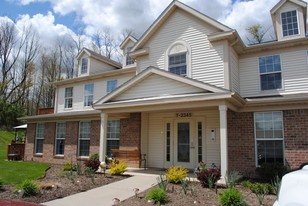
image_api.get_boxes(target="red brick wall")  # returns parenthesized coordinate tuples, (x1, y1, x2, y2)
(24, 123, 35, 161)
(284, 109, 308, 169)
(120, 113, 141, 150)
(227, 111, 256, 177)
(90, 120, 100, 157)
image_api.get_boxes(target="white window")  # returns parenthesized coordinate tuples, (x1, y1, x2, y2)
(79, 121, 91, 157)
(64, 87, 73, 109)
(126, 47, 134, 65)
(169, 53, 187, 76)
(254, 111, 284, 166)
(84, 83, 94, 107)
(281, 10, 299, 37)
(35, 123, 44, 154)
(259, 55, 282, 90)
(106, 120, 120, 157)
(107, 80, 117, 93)
(81, 58, 88, 74)
(55, 123, 66, 155)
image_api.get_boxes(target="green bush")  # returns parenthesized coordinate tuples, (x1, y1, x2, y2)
(16, 180, 38, 196)
(241, 181, 273, 205)
(89, 153, 99, 161)
(146, 188, 168, 205)
(219, 188, 247, 206)
(165, 166, 188, 184)
(157, 174, 168, 191)
(225, 171, 242, 188)
(197, 168, 221, 188)
(256, 162, 287, 182)
(84, 159, 100, 171)
(109, 160, 127, 175)
(63, 162, 76, 171)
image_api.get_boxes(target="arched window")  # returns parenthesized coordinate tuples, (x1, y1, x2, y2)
(167, 41, 190, 77)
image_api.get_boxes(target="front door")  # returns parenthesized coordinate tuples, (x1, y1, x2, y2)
(174, 120, 195, 168)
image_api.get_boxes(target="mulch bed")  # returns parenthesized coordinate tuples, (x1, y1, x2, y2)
(121, 183, 276, 206)
(0, 164, 128, 204)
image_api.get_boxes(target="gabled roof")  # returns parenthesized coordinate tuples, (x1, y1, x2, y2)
(93, 67, 230, 109)
(77, 48, 122, 68)
(131, 0, 232, 52)
(119, 35, 138, 50)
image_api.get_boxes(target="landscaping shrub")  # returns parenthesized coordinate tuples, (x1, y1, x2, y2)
(219, 188, 247, 206)
(165, 166, 188, 184)
(146, 188, 168, 205)
(197, 168, 221, 188)
(16, 180, 38, 197)
(271, 175, 281, 195)
(225, 170, 242, 188)
(241, 181, 273, 205)
(89, 153, 99, 161)
(109, 160, 127, 175)
(157, 174, 168, 191)
(63, 162, 76, 171)
(84, 159, 101, 171)
(256, 162, 287, 182)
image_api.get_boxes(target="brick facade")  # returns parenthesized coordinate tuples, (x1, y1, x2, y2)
(120, 113, 141, 150)
(227, 111, 256, 177)
(24, 120, 100, 164)
(284, 109, 308, 169)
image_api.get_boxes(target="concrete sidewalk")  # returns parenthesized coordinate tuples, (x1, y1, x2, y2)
(44, 173, 158, 206)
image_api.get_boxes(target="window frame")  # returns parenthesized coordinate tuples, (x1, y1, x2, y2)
(281, 10, 299, 37)
(106, 120, 120, 157)
(168, 52, 187, 76)
(64, 87, 73, 109)
(106, 79, 118, 93)
(258, 54, 283, 91)
(126, 47, 134, 65)
(35, 123, 44, 154)
(55, 122, 66, 156)
(78, 121, 91, 157)
(254, 111, 285, 167)
(80, 58, 88, 74)
(84, 83, 94, 107)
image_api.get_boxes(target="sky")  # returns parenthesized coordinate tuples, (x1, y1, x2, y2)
(0, 0, 307, 49)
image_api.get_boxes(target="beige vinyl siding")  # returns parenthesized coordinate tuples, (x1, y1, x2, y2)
(147, 109, 220, 168)
(136, 9, 225, 88)
(56, 74, 133, 113)
(114, 74, 205, 101)
(239, 49, 308, 97)
(90, 58, 116, 75)
(230, 47, 240, 93)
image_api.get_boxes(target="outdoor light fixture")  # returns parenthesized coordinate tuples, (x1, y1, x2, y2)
(100, 161, 107, 176)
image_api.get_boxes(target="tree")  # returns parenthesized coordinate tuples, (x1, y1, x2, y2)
(246, 24, 270, 44)
(92, 28, 117, 59)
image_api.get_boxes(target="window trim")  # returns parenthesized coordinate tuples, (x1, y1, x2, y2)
(125, 47, 134, 66)
(55, 122, 66, 156)
(78, 121, 91, 157)
(258, 54, 283, 91)
(106, 79, 118, 93)
(64, 87, 73, 109)
(35, 123, 44, 154)
(84, 83, 94, 107)
(165, 40, 191, 77)
(106, 119, 120, 157)
(254, 111, 285, 167)
(80, 58, 88, 75)
(281, 10, 300, 37)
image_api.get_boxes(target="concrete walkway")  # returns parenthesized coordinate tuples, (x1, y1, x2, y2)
(44, 172, 158, 206)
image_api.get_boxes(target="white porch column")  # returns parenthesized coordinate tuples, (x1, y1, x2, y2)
(219, 105, 228, 182)
(99, 112, 108, 162)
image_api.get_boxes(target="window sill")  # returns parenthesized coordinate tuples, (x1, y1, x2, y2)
(64, 108, 73, 111)
(54, 155, 64, 159)
(77, 156, 89, 161)
(34, 153, 43, 157)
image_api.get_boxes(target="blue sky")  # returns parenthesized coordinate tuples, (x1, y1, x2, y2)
(0, 0, 294, 48)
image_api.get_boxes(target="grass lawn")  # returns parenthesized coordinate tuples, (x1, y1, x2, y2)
(0, 130, 49, 185)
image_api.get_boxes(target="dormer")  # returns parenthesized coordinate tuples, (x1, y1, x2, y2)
(77, 48, 122, 77)
(271, 0, 307, 41)
(119, 35, 138, 68)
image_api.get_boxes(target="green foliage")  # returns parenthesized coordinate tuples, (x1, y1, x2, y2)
(226, 171, 242, 188)
(219, 188, 247, 206)
(181, 178, 194, 195)
(146, 188, 168, 205)
(89, 153, 99, 161)
(256, 162, 287, 182)
(84, 159, 100, 171)
(197, 168, 221, 188)
(0, 100, 25, 129)
(76, 163, 82, 175)
(157, 174, 168, 191)
(63, 162, 76, 171)
(271, 175, 281, 196)
(241, 181, 273, 205)
(109, 160, 127, 175)
(165, 166, 188, 184)
(16, 179, 39, 197)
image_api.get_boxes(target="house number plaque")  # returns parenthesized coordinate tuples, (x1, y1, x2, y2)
(176, 113, 192, 117)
